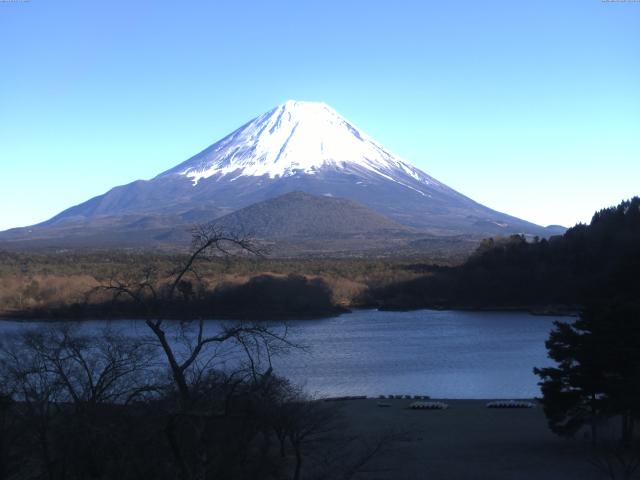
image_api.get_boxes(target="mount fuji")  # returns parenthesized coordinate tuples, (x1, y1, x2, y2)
(0, 100, 563, 253)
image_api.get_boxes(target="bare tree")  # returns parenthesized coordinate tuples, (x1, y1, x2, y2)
(0, 324, 159, 480)
(95, 223, 302, 480)
(13, 325, 157, 407)
(98, 223, 293, 408)
(0, 224, 393, 480)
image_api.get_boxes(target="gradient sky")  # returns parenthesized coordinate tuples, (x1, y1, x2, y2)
(1, 0, 638, 231)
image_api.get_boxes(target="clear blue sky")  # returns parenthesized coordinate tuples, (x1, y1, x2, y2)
(1, 0, 638, 230)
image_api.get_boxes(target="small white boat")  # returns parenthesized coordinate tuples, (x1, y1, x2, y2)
(409, 401, 448, 410)
(486, 400, 535, 409)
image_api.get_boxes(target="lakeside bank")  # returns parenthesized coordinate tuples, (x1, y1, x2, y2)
(335, 398, 602, 480)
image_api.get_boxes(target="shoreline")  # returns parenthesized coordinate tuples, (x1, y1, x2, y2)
(0, 305, 578, 323)
(321, 395, 540, 402)
(375, 304, 579, 317)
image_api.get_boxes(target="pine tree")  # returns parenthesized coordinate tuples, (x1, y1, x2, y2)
(535, 302, 640, 444)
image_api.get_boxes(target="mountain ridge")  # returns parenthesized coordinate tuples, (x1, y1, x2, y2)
(0, 100, 565, 253)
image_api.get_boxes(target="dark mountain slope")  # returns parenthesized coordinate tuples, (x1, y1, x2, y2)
(214, 191, 410, 238)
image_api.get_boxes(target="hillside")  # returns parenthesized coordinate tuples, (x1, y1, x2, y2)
(215, 191, 407, 237)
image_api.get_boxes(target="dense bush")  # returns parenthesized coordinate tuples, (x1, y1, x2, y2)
(11, 274, 344, 320)
(211, 274, 341, 318)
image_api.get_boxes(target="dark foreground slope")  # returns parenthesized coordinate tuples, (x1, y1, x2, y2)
(339, 398, 600, 480)
(367, 197, 640, 311)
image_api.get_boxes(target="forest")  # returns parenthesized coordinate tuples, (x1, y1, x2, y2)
(0, 248, 451, 320)
(369, 197, 640, 313)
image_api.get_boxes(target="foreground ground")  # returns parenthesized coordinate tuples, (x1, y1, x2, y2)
(337, 398, 602, 480)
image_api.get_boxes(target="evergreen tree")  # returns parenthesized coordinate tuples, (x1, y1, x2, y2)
(535, 302, 640, 444)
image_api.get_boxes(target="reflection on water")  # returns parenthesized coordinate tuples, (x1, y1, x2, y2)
(276, 309, 559, 399)
(0, 309, 562, 399)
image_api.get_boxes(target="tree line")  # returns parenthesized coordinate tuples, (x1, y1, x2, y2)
(368, 197, 640, 312)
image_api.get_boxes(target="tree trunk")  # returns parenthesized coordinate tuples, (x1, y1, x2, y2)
(165, 414, 191, 480)
(146, 320, 191, 408)
(37, 422, 55, 480)
(0, 437, 5, 480)
(293, 444, 302, 480)
(621, 411, 633, 448)
(276, 431, 286, 458)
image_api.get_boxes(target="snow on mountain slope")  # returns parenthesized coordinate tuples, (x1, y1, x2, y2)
(159, 100, 443, 197)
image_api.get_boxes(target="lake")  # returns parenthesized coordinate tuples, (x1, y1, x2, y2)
(0, 309, 564, 399)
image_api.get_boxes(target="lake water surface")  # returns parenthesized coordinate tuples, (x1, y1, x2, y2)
(0, 309, 564, 399)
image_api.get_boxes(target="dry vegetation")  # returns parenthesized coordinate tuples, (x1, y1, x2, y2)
(0, 250, 461, 317)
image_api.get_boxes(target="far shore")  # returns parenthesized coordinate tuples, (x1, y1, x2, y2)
(376, 304, 580, 317)
(0, 306, 350, 322)
(0, 304, 579, 323)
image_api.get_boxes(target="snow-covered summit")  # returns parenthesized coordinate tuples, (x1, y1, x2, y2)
(4, 100, 555, 246)
(160, 100, 441, 192)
